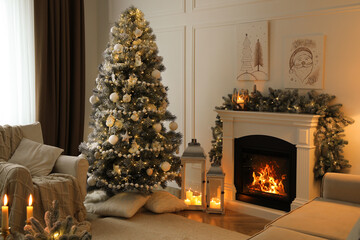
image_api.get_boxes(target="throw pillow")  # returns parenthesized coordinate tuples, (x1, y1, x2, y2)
(87, 192, 150, 218)
(145, 191, 188, 213)
(8, 138, 63, 177)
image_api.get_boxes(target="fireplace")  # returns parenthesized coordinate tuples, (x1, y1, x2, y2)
(216, 110, 320, 215)
(234, 135, 296, 211)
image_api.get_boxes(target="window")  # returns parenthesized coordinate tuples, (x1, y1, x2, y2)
(0, 0, 35, 125)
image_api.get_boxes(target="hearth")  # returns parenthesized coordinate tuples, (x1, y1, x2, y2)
(234, 135, 296, 211)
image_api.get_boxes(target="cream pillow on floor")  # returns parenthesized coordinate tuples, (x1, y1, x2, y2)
(145, 191, 188, 213)
(8, 138, 63, 177)
(87, 192, 150, 218)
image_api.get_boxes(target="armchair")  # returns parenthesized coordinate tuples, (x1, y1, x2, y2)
(0, 122, 89, 232)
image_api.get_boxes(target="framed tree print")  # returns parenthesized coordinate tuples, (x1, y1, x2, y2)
(237, 21, 269, 81)
(283, 34, 325, 89)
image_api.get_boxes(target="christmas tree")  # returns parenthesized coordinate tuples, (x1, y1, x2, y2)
(80, 7, 182, 195)
(240, 34, 253, 72)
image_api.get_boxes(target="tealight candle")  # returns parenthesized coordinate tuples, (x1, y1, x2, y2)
(184, 199, 191, 205)
(210, 198, 221, 209)
(1, 194, 9, 231)
(27, 194, 33, 222)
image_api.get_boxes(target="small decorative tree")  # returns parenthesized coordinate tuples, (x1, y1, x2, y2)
(80, 6, 182, 195)
(254, 39, 263, 71)
(240, 34, 253, 72)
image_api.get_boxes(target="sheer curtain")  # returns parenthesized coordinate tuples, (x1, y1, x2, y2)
(0, 0, 35, 125)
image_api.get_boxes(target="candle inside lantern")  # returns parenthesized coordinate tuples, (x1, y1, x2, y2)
(27, 194, 33, 222)
(184, 198, 191, 205)
(236, 95, 244, 104)
(210, 197, 221, 209)
(186, 189, 193, 200)
(1, 194, 9, 231)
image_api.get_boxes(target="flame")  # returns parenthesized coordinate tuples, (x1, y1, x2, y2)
(236, 95, 244, 104)
(29, 194, 33, 206)
(249, 164, 286, 196)
(3, 194, 8, 206)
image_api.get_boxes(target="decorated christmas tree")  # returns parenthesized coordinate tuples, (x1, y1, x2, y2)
(80, 7, 182, 195)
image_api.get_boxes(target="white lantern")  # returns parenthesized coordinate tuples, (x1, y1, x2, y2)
(206, 166, 225, 214)
(181, 139, 206, 211)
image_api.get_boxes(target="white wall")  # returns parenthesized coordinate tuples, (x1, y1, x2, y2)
(84, 0, 360, 175)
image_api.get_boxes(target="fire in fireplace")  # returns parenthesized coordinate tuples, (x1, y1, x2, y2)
(234, 135, 296, 211)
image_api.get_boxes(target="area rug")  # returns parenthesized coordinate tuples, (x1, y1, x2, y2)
(88, 211, 250, 240)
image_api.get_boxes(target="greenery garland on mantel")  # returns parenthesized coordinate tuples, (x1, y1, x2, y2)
(209, 88, 354, 178)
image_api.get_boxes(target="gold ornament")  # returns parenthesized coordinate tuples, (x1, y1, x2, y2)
(147, 104, 157, 112)
(128, 75, 138, 87)
(129, 142, 139, 154)
(153, 123, 162, 133)
(131, 113, 139, 121)
(169, 121, 178, 131)
(160, 161, 171, 172)
(151, 69, 161, 79)
(123, 94, 131, 103)
(115, 119, 123, 129)
(106, 115, 116, 127)
(146, 168, 153, 176)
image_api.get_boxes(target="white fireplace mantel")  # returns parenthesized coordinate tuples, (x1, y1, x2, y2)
(217, 110, 321, 211)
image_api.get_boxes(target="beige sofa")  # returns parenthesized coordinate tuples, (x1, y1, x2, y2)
(0, 122, 89, 232)
(250, 172, 360, 240)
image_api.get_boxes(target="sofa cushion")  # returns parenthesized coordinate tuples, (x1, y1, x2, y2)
(145, 191, 187, 213)
(19, 122, 43, 144)
(8, 138, 63, 177)
(85, 192, 150, 218)
(249, 226, 328, 240)
(270, 198, 360, 240)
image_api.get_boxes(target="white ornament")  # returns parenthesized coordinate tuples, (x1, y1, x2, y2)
(123, 94, 131, 103)
(109, 135, 119, 145)
(109, 92, 119, 102)
(146, 168, 153, 176)
(169, 122, 178, 131)
(151, 69, 161, 79)
(89, 95, 99, 104)
(153, 123, 162, 133)
(134, 28, 143, 38)
(135, 183, 139, 188)
(87, 175, 96, 186)
(114, 44, 123, 53)
(111, 26, 117, 34)
(160, 162, 171, 172)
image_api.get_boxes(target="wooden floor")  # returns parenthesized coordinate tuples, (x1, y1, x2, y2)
(175, 209, 271, 236)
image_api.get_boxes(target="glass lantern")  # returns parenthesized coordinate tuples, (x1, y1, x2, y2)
(181, 139, 206, 211)
(206, 166, 225, 214)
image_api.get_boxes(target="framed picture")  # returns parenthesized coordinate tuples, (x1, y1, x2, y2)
(283, 34, 325, 89)
(237, 21, 269, 81)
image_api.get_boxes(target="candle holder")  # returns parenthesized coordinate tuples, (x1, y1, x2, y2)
(231, 88, 249, 110)
(0, 227, 10, 239)
(206, 166, 225, 214)
(180, 139, 206, 211)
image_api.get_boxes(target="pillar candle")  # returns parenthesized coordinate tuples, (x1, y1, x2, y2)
(27, 194, 33, 222)
(1, 194, 9, 231)
(185, 189, 193, 200)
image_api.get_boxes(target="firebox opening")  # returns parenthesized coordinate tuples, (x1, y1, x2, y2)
(234, 135, 296, 212)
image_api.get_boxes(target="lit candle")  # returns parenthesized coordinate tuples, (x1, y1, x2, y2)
(184, 199, 191, 205)
(186, 189, 193, 200)
(2, 194, 9, 231)
(210, 198, 221, 209)
(27, 194, 33, 222)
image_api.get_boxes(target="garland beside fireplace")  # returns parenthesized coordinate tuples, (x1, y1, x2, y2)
(209, 88, 354, 178)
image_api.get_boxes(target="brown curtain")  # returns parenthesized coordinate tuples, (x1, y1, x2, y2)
(34, 0, 85, 155)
